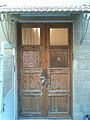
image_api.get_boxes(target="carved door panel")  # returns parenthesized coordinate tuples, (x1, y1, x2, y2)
(18, 24, 72, 118)
(21, 49, 42, 117)
(47, 25, 72, 117)
(48, 50, 71, 117)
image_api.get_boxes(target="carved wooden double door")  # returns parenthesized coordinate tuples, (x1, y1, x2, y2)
(18, 24, 72, 118)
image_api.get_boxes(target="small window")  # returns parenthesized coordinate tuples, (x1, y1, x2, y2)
(50, 28, 68, 45)
(22, 28, 40, 45)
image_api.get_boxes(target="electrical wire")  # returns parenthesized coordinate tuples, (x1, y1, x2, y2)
(0, 17, 11, 44)
(81, 14, 86, 39)
(5, 14, 10, 40)
(2, 14, 15, 46)
(80, 16, 90, 45)
(0, 21, 8, 40)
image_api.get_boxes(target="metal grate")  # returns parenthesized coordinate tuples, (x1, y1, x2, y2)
(0, 56, 2, 82)
(2, 55, 14, 98)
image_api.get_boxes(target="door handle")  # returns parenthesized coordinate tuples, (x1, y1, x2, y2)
(41, 79, 46, 86)
(40, 70, 49, 87)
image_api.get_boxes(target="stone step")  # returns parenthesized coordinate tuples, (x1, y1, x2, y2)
(19, 118, 72, 120)
(19, 119, 72, 120)
(19, 116, 72, 120)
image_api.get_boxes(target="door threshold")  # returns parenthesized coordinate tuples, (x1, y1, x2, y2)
(19, 116, 72, 120)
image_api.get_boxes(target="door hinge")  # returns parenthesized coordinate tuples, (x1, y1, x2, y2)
(14, 65, 15, 72)
(72, 53, 74, 60)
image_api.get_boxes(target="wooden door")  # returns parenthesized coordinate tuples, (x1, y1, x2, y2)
(18, 23, 72, 118)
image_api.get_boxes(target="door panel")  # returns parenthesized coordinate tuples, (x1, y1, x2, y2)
(48, 70, 70, 90)
(48, 69, 70, 116)
(47, 25, 71, 116)
(18, 23, 72, 118)
(49, 49, 68, 68)
(48, 95, 69, 113)
(21, 49, 42, 116)
(22, 51, 40, 68)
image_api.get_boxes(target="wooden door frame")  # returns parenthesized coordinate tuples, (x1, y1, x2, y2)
(17, 23, 73, 118)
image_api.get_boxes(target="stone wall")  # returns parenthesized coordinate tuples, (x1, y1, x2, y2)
(73, 13, 90, 120)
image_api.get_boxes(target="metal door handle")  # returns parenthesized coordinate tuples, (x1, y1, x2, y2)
(40, 70, 49, 86)
(41, 79, 46, 86)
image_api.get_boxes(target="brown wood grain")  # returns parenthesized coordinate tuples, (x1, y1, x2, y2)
(17, 23, 72, 118)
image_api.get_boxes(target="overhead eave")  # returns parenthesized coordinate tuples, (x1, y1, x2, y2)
(0, 5, 90, 14)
